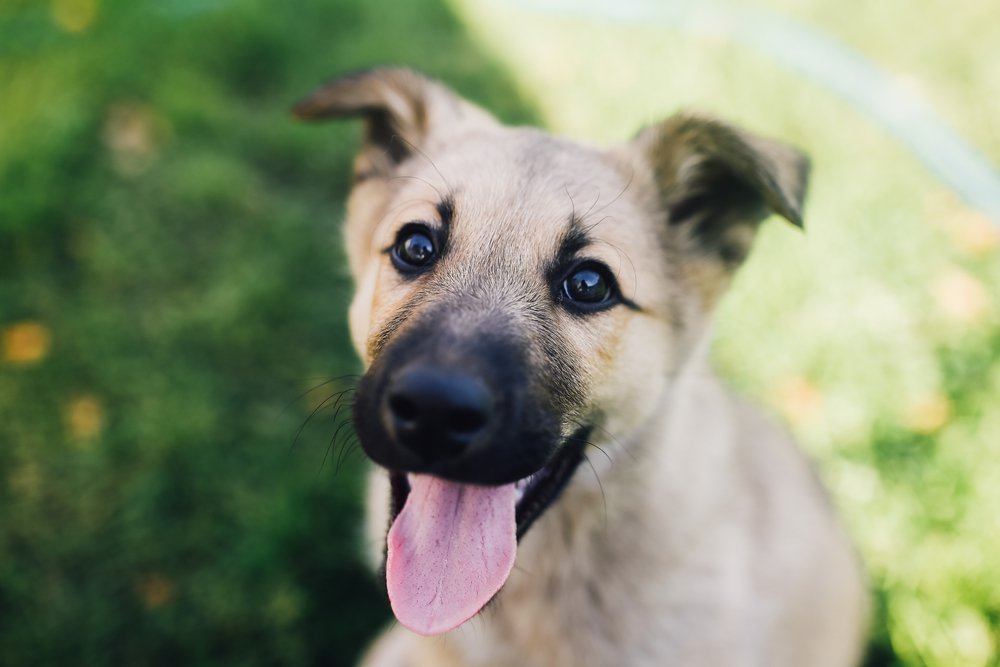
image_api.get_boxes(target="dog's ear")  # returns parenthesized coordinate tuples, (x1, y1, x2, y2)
(629, 113, 809, 269)
(292, 67, 497, 178)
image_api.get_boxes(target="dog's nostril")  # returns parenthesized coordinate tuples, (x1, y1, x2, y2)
(448, 407, 488, 435)
(389, 393, 419, 424)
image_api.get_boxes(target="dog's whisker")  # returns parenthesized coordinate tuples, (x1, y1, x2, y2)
(342, 441, 365, 468)
(279, 375, 360, 414)
(315, 395, 357, 475)
(318, 432, 337, 476)
(602, 240, 640, 303)
(277, 374, 359, 420)
(387, 175, 445, 202)
(393, 134, 452, 193)
(289, 386, 356, 453)
(575, 416, 636, 464)
(332, 417, 358, 474)
(578, 186, 603, 221)
(326, 393, 356, 468)
(564, 185, 577, 222)
(566, 417, 616, 465)
(588, 442, 614, 467)
(589, 166, 635, 221)
(327, 392, 354, 430)
(582, 453, 609, 535)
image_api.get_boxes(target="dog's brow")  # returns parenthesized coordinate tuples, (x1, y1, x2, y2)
(556, 220, 591, 264)
(432, 195, 454, 260)
(544, 219, 592, 285)
(436, 196, 454, 228)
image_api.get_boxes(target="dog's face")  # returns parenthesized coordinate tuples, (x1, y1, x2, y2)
(294, 68, 807, 636)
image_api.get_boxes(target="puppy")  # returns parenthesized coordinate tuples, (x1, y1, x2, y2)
(294, 68, 868, 667)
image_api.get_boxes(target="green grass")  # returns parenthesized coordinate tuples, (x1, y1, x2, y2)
(2, 0, 998, 665)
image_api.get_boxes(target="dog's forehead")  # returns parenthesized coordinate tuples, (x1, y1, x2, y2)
(407, 128, 642, 253)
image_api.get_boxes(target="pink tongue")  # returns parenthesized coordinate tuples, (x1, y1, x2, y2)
(386, 474, 517, 636)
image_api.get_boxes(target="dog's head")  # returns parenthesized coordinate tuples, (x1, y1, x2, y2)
(294, 67, 808, 635)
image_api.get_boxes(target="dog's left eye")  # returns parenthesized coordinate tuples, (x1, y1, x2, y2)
(561, 263, 617, 312)
(391, 225, 437, 272)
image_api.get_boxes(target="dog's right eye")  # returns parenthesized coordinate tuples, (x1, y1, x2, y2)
(558, 261, 620, 314)
(391, 225, 437, 273)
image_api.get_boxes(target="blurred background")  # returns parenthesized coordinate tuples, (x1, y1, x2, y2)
(0, 0, 997, 665)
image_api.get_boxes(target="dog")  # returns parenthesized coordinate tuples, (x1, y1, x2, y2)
(293, 67, 868, 667)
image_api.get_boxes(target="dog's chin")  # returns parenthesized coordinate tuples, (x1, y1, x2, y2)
(386, 423, 592, 542)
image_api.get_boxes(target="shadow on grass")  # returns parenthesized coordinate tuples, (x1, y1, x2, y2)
(0, 0, 534, 665)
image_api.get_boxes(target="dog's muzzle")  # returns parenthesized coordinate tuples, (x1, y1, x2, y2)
(354, 314, 562, 485)
(352, 309, 589, 636)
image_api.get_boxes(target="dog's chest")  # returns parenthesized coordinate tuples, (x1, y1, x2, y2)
(449, 484, 762, 667)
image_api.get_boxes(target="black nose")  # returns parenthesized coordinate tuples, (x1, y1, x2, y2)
(383, 365, 494, 464)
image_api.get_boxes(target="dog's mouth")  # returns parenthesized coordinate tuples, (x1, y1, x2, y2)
(382, 425, 590, 636)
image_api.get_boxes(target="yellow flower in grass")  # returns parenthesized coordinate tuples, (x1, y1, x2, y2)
(66, 394, 105, 444)
(51, 0, 97, 33)
(3, 321, 51, 365)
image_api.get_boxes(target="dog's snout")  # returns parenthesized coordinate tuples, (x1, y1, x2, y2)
(354, 311, 559, 483)
(383, 366, 495, 463)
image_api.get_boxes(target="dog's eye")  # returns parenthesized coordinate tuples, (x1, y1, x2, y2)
(561, 263, 616, 311)
(391, 225, 437, 272)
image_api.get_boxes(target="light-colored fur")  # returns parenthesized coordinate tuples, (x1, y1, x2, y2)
(294, 68, 868, 667)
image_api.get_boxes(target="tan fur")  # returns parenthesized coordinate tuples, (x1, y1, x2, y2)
(295, 68, 868, 667)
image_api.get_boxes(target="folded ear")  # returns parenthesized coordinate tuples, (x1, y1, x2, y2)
(292, 67, 497, 178)
(629, 113, 809, 270)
